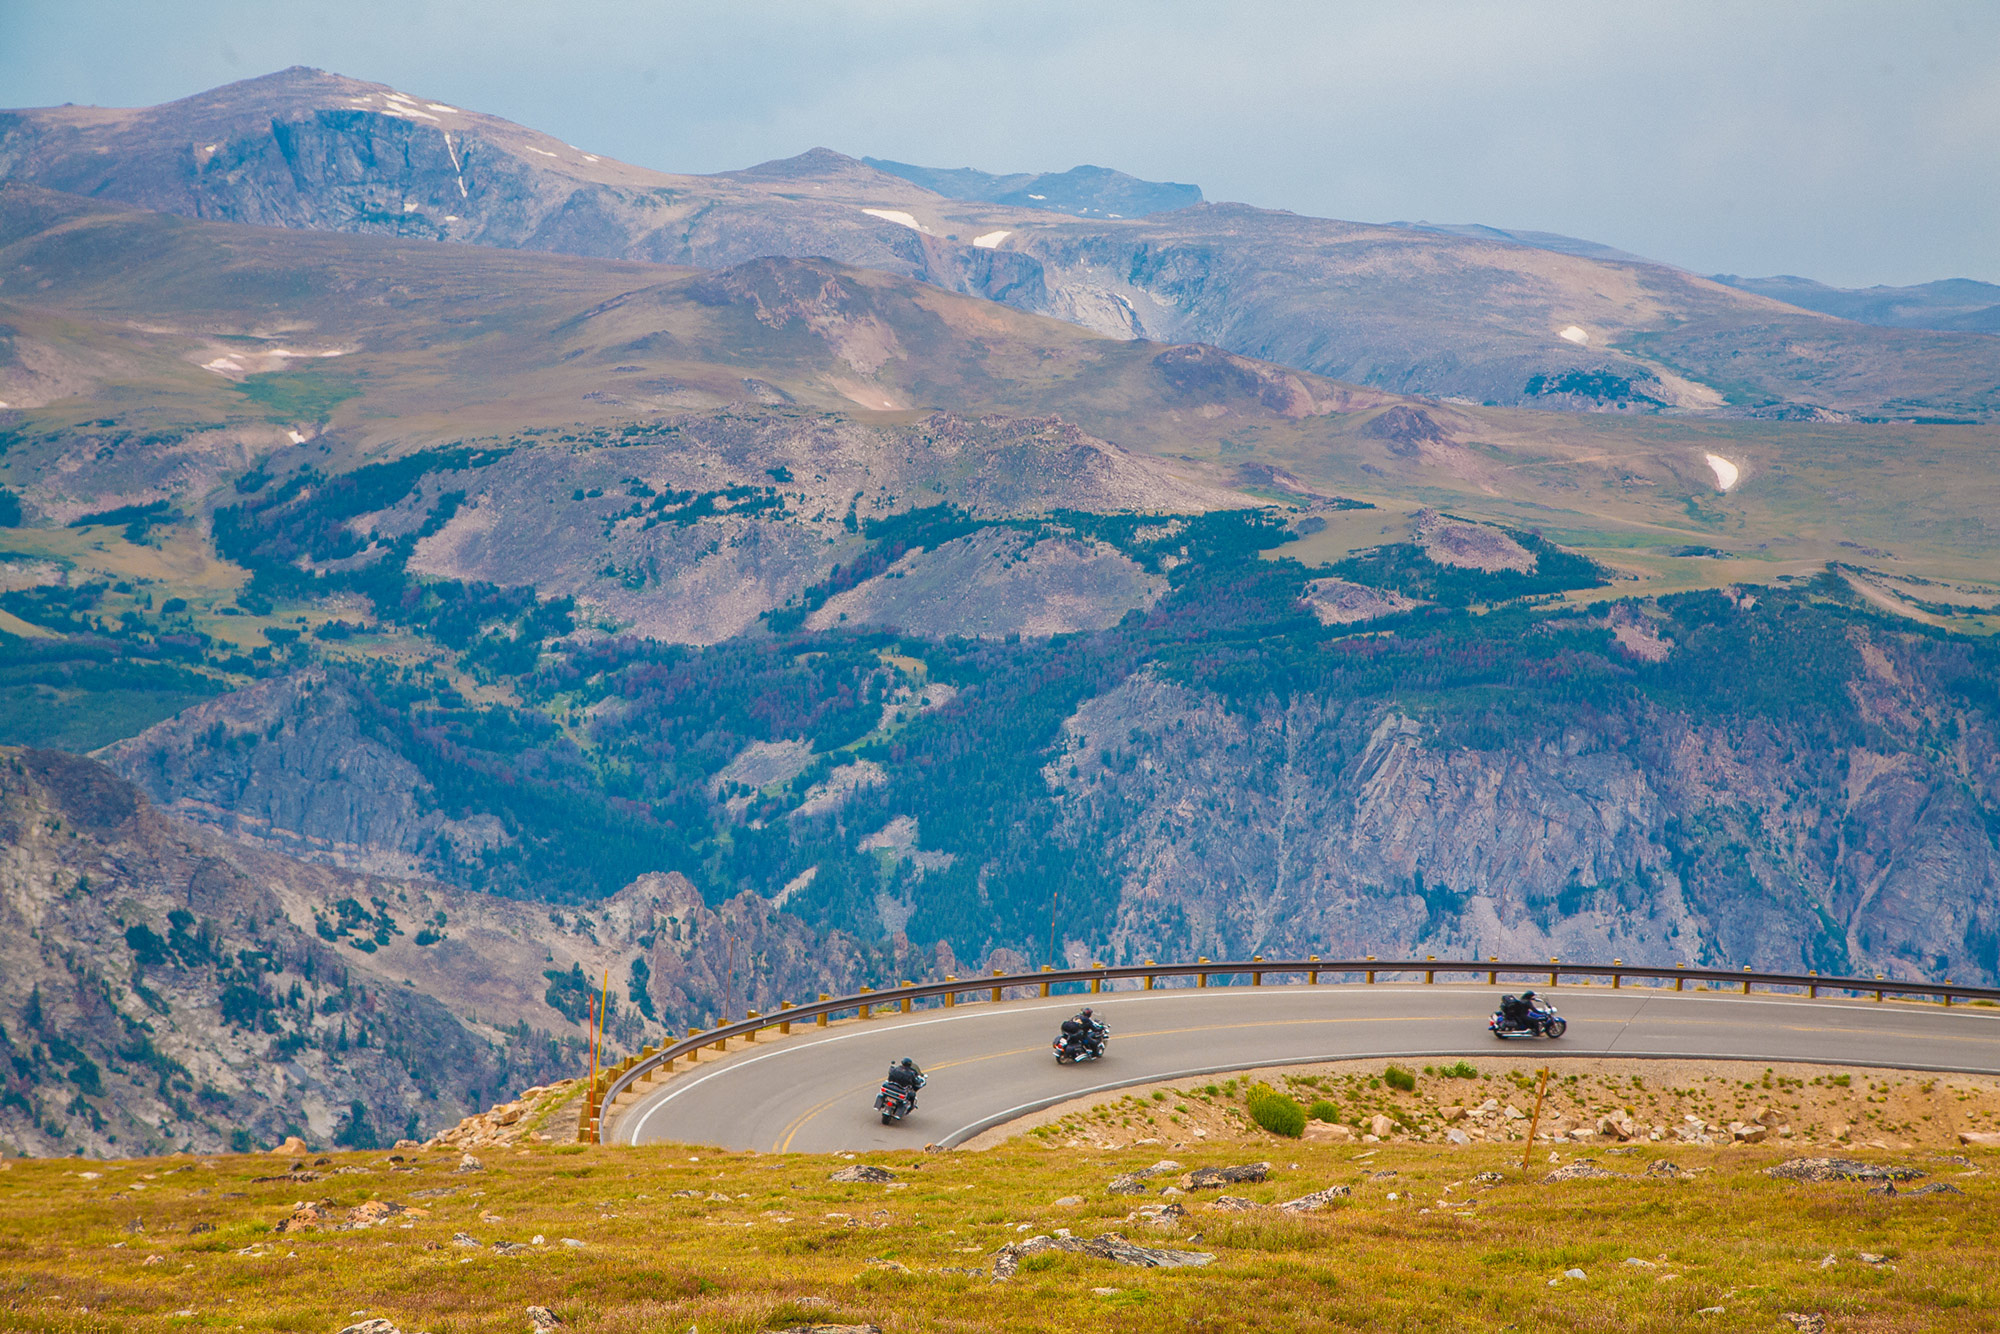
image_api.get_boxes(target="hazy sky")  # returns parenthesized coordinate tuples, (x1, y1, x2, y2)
(5, 1, 1996, 286)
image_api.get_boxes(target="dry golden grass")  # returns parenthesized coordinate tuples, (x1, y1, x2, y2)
(3, 1130, 1995, 1333)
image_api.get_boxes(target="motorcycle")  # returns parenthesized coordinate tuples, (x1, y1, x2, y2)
(874, 1072, 925, 1124)
(1489, 995, 1566, 1039)
(1053, 1020, 1110, 1064)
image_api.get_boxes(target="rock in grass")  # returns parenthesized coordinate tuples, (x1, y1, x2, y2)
(990, 1233, 1215, 1281)
(1184, 1163, 1269, 1190)
(526, 1308, 562, 1332)
(768, 1325, 883, 1334)
(337, 1322, 402, 1334)
(1782, 1315, 1827, 1334)
(1207, 1196, 1259, 1211)
(1544, 1160, 1626, 1183)
(1129, 1202, 1187, 1228)
(1276, 1186, 1351, 1213)
(454, 1154, 484, 1174)
(1107, 1175, 1150, 1195)
(451, 1232, 483, 1248)
(828, 1165, 896, 1184)
(1767, 1158, 1925, 1184)
(1644, 1160, 1688, 1179)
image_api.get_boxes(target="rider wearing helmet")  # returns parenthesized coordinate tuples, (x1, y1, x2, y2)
(1072, 1006, 1108, 1055)
(886, 1056, 925, 1106)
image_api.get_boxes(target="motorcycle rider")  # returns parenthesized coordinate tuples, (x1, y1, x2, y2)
(1500, 992, 1533, 1028)
(885, 1056, 925, 1108)
(1071, 1006, 1108, 1056)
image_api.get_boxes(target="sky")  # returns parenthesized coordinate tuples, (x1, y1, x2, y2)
(4, 0, 1996, 287)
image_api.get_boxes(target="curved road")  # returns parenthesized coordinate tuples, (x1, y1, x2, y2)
(617, 984, 2000, 1153)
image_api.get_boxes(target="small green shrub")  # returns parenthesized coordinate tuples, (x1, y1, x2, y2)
(1246, 1082, 1306, 1138)
(1384, 1066, 1417, 1093)
(1307, 1099, 1340, 1123)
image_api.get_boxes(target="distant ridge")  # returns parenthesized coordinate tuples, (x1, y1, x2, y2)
(1713, 273, 2000, 334)
(862, 158, 1202, 218)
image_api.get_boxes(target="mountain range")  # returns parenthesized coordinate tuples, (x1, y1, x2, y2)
(1, 66, 1996, 1156)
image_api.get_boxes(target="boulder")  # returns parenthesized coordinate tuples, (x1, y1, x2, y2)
(1440, 1106, 1466, 1123)
(1543, 1160, 1626, 1183)
(454, 1154, 484, 1174)
(1367, 1114, 1396, 1139)
(1052, 1195, 1083, 1207)
(828, 1165, 896, 1184)
(1767, 1158, 1925, 1184)
(337, 1323, 402, 1334)
(1959, 1131, 2000, 1148)
(990, 1233, 1215, 1281)
(1644, 1160, 1689, 1179)
(1184, 1163, 1269, 1190)
(1445, 1129, 1472, 1147)
(527, 1308, 562, 1332)
(1208, 1195, 1260, 1211)
(274, 1136, 309, 1156)
(1276, 1186, 1351, 1213)
(1106, 1175, 1150, 1195)
(1732, 1124, 1769, 1144)
(1129, 1202, 1187, 1229)
(1302, 1121, 1354, 1142)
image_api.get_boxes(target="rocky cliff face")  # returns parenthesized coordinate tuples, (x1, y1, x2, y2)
(1044, 632, 2000, 981)
(0, 747, 897, 1157)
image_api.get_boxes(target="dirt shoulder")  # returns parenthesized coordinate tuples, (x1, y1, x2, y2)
(963, 1055, 2000, 1153)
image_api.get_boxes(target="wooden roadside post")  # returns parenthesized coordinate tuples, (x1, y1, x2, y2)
(1521, 1067, 1551, 1172)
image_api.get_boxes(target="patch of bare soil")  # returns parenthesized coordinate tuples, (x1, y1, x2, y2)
(976, 1056, 2000, 1155)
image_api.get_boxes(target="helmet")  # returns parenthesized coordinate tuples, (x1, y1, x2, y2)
(1522, 990, 1537, 1000)
(1080, 1007, 1093, 1018)
(900, 1058, 916, 1069)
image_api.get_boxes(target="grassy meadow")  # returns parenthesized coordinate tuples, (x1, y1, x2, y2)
(1, 1129, 1993, 1333)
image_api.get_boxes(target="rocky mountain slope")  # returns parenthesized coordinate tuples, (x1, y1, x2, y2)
(6, 67, 1995, 418)
(1714, 274, 2000, 335)
(0, 746, 903, 1158)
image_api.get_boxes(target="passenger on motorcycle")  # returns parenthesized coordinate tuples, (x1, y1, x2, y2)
(1500, 992, 1540, 1027)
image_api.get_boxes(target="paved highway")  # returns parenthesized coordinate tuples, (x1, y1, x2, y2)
(615, 984, 2000, 1152)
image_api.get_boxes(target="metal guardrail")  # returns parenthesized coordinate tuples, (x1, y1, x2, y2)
(582, 956, 2000, 1142)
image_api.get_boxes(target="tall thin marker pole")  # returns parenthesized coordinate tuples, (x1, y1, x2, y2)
(1521, 1067, 1551, 1173)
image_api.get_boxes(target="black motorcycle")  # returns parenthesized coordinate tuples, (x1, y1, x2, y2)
(1489, 995, 1566, 1039)
(1052, 1019, 1110, 1064)
(874, 1073, 925, 1124)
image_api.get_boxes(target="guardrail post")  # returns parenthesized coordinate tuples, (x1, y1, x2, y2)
(1488, 956, 1497, 985)
(992, 968, 1004, 1003)
(1366, 955, 1376, 984)
(1425, 955, 1435, 984)
(1309, 954, 1320, 985)
(1944, 982, 1953, 1008)
(711, 1028, 727, 1052)
(1807, 971, 1817, 999)
(1674, 964, 1684, 992)
(1144, 961, 1157, 990)
(779, 1001, 794, 1034)
(1090, 965, 1103, 995)
(1875, 973, 1884, 1002)
(1742, 966, 1752, 995)
(817, 993, 830, 1026)
(1040, 964, 1053, 998)
(1253, 955, 1263, 986)
(901, 982, 914, 1013)
(1198, 957, 1210, 988)
(944, 976, 957, 1007)
(859, 985, 875, 1019)
(1612, 960, 1622, 989)
(745, 1010, 760, 1040)
(1549, 958, 1559, 987)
